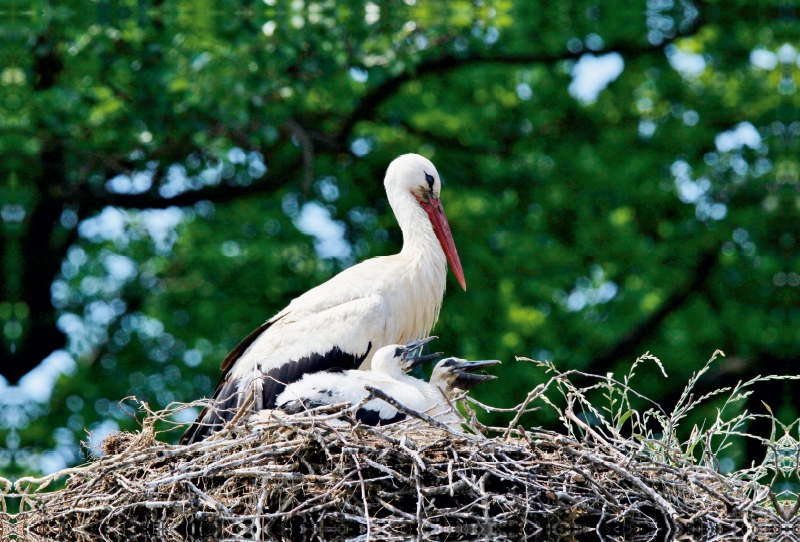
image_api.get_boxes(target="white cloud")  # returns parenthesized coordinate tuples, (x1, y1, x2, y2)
(159, 164, 189, 198)
(715, 122, 761, 153)
(15, 351, 77, 403)
(294, 202, 352, 260)
(750, 49, 778, 70)
(777, 43, 796, 64)
(78, 207, 127, 244)
(227, 147, 247, 164)
(172, 406, 200, 424)
(39, 450, 68, 475)
(569, 53, 624, 104)
(105, 171, 153, 194)
(141, 207, 184, 253)
(671, 160, 728, 222)
(561, 266, 619, 313)
(349, 67, 368, 83)
(665, 44, 706, 78)
(103, 253, 137, 282)
(516, 83, 533, 100)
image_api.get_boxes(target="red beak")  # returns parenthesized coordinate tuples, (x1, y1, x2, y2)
(421, 196, 466, 291)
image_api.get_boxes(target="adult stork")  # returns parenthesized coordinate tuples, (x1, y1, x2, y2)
(180, 154, 465, 444)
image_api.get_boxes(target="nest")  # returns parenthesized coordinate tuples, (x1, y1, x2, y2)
(1, 354, 795, 541)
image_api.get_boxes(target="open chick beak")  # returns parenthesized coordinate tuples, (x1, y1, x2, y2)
(451, 359, 501, 390)
(403, 336, 442, 369)
(408, 351, 443, 370)
(404, 336, 438, 353)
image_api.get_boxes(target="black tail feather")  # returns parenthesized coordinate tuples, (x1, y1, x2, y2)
(179, 375, 241, 445)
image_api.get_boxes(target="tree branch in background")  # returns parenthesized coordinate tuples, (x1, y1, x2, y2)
(334, 29, 709, 148)
(283, 119, 316, 193)
(7, 143, 73, 382)
(88, 153, 304, 211)
(587, 247, 720, 376)
(395, 121, 501, 155)
(84, 15, 712, 212)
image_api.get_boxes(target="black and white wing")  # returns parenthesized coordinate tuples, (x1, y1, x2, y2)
(180, 295, 387, 444)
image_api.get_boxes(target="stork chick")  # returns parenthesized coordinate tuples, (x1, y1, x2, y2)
(420, 357, 501, 426)
(270, 338, 440, 426)
(253, 339, 499, 429)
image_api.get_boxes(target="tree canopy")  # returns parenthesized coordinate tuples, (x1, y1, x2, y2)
(1, 0, 798, 476)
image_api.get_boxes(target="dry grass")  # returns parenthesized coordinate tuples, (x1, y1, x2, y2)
(1, 350, 797, 541)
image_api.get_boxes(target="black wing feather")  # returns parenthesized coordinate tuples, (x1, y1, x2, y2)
(259, 342, 372, 409)
(180, 314, 373, 444)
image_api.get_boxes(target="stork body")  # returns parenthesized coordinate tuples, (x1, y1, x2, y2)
(181, 155, 465, 444)
(274, 338, 441, 425)
(266, 340, 499, 428)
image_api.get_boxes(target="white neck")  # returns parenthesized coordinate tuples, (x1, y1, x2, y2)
(429, 373, 447, 390)
(395, 371, 426, 388)
(372, 362, 406, 379)
(387, 187, 446, 267)
(390, 189, 447, 340)
(363, 169, 449, 363)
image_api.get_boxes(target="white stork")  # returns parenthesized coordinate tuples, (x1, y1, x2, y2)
(181, 154, 465, 444)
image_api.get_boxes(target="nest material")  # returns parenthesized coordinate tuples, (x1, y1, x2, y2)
(0, 407, 777, 541)
(2, 355, 795, 541)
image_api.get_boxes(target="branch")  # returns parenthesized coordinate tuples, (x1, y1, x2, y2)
(395, 120, 501, 155)
(335, 33, 703, 145)
(80, 25, 711, 211)
(4, 143, 71, 382)
(283, 119, 315, 193)
(363, 385, 457, 435)
(32, 33, 64, 91)
(90, 153, 303, 211)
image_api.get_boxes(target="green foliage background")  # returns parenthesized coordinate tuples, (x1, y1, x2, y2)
(1, 0, 798, 477)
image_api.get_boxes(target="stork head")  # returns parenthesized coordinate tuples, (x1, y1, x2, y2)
(430, 357, 501, 392)
(371, 336, 443, 377)
(384, 154, 466, 291)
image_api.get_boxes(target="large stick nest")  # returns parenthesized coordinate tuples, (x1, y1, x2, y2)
(1, 354, 794, 541)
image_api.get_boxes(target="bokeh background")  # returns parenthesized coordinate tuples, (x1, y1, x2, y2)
(1, 0, 798, 478)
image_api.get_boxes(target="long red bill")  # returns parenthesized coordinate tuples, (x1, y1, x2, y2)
(421, 196, 466, 291)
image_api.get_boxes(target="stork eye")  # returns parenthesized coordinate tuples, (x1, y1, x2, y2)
(424, 172, 435, 188)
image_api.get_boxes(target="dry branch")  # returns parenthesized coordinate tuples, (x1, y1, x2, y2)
(1, 354, 797, 541)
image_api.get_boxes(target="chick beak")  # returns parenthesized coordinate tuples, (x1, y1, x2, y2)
(403, 336, 438, 354)
(451, 360, 501, 390)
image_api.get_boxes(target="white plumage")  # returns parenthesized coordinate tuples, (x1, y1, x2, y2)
(273, 340, 439, 424)
(182, 154, 466, 444)
(257, 339, 500, 428)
